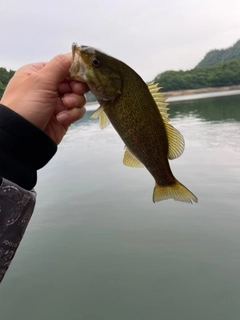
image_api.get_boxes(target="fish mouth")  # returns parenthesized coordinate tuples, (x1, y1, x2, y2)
(69, 43, 87, 82)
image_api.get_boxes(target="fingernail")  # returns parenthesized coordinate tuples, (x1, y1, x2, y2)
(56, 112, 69, 124)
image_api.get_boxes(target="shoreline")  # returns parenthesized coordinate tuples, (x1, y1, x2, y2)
(164, 85, 240, 97)
(85, 85, 240, 106)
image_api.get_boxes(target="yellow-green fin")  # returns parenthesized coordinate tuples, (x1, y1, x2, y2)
(123, 146, 144, 168)
(153, 180, 198, 204)
(90, 105, 110, 130)
(147, 82, 185, 160)
(165, 124, 185, 160)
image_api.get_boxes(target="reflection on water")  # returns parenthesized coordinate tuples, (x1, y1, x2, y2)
(169, 94, 240, 122)
(169, 95, 240, 153)
(72, 93, 240, 153)
(0, 93, 240, 320)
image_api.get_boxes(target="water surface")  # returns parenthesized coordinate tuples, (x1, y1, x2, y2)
(0, 93, 240, 320)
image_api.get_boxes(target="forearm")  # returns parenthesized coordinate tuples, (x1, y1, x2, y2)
(0, 103, 57, 283)
(0, 177, 36, 282)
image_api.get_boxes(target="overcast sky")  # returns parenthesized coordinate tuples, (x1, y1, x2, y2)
(1, 0, 240, 81)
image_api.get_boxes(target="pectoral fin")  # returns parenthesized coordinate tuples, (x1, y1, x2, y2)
(123, 146, 144, 168)
(91, 105, 110, 130)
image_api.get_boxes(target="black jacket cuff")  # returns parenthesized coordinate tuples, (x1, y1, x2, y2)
(0, 104, 57, 189)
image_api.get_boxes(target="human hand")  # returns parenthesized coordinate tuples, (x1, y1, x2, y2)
(0, 54, 89, 144)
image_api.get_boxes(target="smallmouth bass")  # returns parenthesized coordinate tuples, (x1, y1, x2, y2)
(69, 43, 197, 204)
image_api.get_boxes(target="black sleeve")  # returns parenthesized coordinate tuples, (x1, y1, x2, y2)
(0, 103, 57, 190)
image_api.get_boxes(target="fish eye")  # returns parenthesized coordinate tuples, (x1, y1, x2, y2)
(91, 57, 100, 67)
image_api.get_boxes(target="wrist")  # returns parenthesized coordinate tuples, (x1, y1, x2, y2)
(0, 104, 57, 189)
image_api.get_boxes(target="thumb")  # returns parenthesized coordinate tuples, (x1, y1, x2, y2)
(39, 53, 72, 85)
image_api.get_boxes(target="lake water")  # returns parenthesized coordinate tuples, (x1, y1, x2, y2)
(1, 92, 240, 320)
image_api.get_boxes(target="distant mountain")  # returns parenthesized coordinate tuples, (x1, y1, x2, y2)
(196, 40, 240, 68)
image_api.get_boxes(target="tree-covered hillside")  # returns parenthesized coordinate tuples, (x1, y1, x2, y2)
(0, 68, 15, 99)
(196, 40, 240, 68)
(154, 40, 240, 92)
(154, 59, 240, 91)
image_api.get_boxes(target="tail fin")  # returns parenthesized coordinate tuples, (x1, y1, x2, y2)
(153, 180, 198, 204)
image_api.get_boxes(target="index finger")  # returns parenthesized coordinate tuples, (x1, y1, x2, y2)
(39, 53, 72, 85)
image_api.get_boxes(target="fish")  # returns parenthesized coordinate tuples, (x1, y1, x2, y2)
(69, 43, 198, 204)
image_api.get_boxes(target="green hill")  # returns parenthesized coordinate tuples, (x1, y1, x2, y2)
(154, 59, 240, 91)
(0, 68, 15, 99)
(196, 39, 240, 68)
(154, 39, 240, 91)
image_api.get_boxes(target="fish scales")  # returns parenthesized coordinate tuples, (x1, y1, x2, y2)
(69, 43, 197, 204)
(103, 70, 173, 186)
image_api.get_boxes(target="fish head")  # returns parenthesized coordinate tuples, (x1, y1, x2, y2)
(69, 43, 122, 101)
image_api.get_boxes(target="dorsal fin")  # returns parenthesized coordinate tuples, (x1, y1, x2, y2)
(90, 105, 110, 130)
(147, 82, 185, 159)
